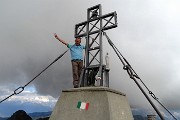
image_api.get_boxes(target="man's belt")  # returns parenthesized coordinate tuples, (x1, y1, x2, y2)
(71, 59, 83, 62)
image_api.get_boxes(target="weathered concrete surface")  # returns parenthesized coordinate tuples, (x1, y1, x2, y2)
(49, 87, 134, 120)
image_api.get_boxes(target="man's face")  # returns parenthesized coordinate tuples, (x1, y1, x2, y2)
(75, 38, 81, 45)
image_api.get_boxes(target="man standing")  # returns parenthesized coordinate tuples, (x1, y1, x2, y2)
(54, 33, 85, 88)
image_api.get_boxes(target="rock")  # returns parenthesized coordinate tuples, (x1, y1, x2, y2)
(7, 110, 32, 120)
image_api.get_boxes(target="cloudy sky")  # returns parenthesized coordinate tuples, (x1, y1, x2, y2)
(0, 0, 180, 118)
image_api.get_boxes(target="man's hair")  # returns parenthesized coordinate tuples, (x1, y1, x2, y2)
(76, 37, 81, 40)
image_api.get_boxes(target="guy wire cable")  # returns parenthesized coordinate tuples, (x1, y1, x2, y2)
(0, 45, 73, 104)
(103, 31, 177, 120)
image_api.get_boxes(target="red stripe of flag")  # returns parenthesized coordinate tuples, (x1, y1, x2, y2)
(85, 103, 89, 110)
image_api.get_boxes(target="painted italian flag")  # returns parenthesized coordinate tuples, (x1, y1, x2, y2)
(77, 101, 89, 110)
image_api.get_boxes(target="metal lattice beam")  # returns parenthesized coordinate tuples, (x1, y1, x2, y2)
(75, 4, 117, 87)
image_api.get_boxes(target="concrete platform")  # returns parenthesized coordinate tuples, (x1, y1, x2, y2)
(49, 87, 134, 120)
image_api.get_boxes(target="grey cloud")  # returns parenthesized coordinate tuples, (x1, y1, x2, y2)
(0, 0, 180, 112)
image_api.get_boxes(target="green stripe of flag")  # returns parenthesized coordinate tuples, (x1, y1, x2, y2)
(77, 101, 81, 109)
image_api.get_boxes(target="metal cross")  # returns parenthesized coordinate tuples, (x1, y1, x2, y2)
(75, 4, 117, 87)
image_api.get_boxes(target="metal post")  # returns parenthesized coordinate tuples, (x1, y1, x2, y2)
(99, 4, 103, 86)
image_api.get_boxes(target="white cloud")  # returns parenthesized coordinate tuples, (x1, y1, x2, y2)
(7, 93, 57, 107)
(174, 111, 180, 118)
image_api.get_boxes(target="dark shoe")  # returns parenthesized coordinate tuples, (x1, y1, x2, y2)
(74, 85, 79, 88)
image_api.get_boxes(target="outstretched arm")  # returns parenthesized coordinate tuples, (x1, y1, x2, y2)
(54, 33, 68, 46)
